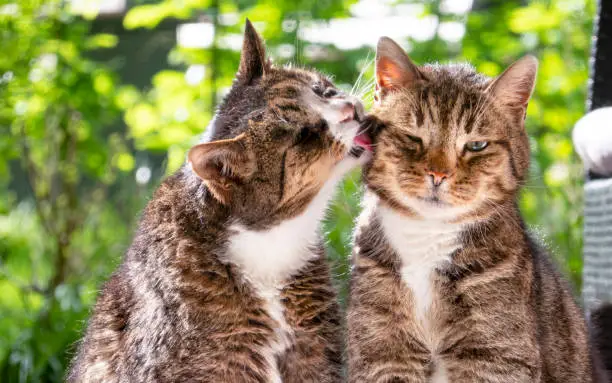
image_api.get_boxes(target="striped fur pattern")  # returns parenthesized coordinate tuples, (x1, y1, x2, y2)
(348, 37, 608, 382)
(69, 21, 367, 382)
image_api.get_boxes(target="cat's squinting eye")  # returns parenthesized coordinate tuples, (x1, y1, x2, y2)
(313, 84, 338, 98)
(295, 127, 313, 145)
(465, 141, 489, 152)
(407, 134, 422, 144)
(322, 88, 338, 98)
(294, 120, 328, 145)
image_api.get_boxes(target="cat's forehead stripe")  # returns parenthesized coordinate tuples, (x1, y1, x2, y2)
(406, 83, 487, 138)
(413, 87, 459, 137)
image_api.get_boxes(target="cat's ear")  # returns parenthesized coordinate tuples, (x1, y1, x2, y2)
(375, 37, 424, 98)
(188, 134, 256, 204)
(238, 19, 269, 84)
(486, 55, 538, 111)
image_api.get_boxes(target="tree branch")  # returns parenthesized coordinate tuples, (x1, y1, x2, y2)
(18, 122, 56, 238)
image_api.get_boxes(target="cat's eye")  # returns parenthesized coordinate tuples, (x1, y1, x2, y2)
(312, 84, 324, 96)
(313, 84, 338, 98)
(294, 121, 327, 146)
(465, 141, 489, 152)
(295, 127, 312, 144)
(322, 88, 338, 98)
(271, 126, 291, 141)
(407, 134, 422, 144)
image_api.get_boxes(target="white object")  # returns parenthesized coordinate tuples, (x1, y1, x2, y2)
(582, 178, 612, 309)
(573, 107, 612, 176)
(177, 23, 214, 49)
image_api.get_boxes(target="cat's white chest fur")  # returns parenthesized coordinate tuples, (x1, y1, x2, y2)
(379, 205, 462, 322)
(227, 208, 323, 383)
(378, 205, 461, 383)
(228, 214, 321, 383)
(226, 157, 357, 286)
(256, 287, 294, 383)
(225, 157, 358, 382)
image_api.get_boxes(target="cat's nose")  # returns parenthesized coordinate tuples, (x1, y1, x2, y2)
(340, 101, 356, 123)
(346, 96, 364, 121)
(427, 170, 449, 187)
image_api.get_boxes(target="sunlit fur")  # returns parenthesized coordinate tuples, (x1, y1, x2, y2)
(69, 21, 365, 383)
(197, 66, 363, 227)
(348, 37, 609, 383)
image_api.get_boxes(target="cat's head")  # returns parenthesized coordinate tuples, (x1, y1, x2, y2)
(188, 20, 370, 227)
(365, 37, 537, 222)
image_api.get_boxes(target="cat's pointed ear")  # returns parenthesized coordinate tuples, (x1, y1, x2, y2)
(238, 19, 269, 84)
(375, 37, 423, 97)
(486, 55, 538, 111)
(188, 134, 256, 204)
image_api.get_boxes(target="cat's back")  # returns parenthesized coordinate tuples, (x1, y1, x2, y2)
(68, 268, 133, 382)
(527, 233, 605, 382)
(69, 172, 232, 382)
(67, 174, 182, 382)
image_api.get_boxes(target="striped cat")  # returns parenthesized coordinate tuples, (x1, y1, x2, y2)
(69, 21, 371, 382)
(348, 36, 610, 382)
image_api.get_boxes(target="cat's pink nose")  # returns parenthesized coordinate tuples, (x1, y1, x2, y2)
(340, 102, 356, 123)
(427, 170, 448, 187)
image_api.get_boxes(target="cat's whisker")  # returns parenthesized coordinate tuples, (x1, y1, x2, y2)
(354, 85, 374, 103)
(351, 55, 374, 97)
(353, 78, 376, 100)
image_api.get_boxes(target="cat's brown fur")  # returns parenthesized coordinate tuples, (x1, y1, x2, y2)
(69, 21, 368, 382)
(348, 37, 609, 382)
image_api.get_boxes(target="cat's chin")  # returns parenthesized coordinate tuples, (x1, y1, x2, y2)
(416, 195, 451, 207)
(399, 195, 475, 222)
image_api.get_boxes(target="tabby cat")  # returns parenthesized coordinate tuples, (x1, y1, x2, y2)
(347, 36, 610, 382)
(69, 21, 371, 382)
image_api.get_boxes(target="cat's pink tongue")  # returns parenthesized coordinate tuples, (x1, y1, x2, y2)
(354, 133, 372, 151)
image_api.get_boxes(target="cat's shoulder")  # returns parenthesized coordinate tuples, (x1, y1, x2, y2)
(523, 228, 580, 298)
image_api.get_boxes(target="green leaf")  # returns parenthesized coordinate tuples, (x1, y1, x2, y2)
(93, 71, 114, 96)
(115, 85, 141, 109)
(86, 33, 118, 49)
(123, 3, 190, 30)
(114, 152, 135, 172)
(125, 103, 159, 138)
(509, 4, 562, 33)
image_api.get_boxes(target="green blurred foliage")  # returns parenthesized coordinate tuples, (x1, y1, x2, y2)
(0, 0, 594, 380)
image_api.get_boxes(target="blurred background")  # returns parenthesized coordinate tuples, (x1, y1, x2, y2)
(0, 0, 595, 381)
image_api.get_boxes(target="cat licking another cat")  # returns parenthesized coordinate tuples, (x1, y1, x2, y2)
(70, 21, 612, 383)
(69, 21, 370, 382)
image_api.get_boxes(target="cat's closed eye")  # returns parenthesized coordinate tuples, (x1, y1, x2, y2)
(294, 120, 329, 146)
(271, 126, 292, 141)
(401, 134, 423, 154)
(313, 83, 339, 99)
(407, 134, 422, 144)
(295, 127, 314, 145)
(323, 88, 339, 98)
